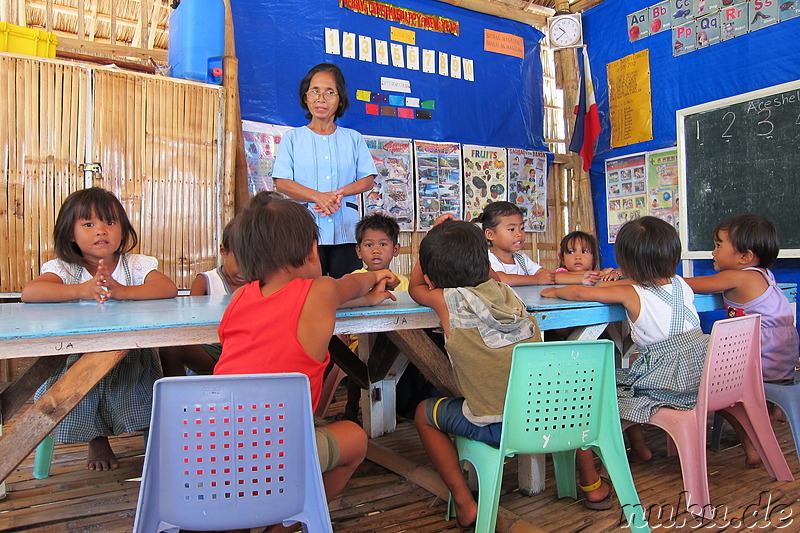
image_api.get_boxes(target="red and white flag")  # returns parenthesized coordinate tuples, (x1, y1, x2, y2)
(569, 48, 601, 172)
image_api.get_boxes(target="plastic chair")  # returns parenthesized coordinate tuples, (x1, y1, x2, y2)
(32, 431, 149, 479)
(645, 314, 793, 520)
(447, 340, 650, 533)
(132, 373, 332, 533)
(712, 371, 800, 464)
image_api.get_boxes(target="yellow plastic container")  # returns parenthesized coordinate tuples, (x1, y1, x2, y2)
(0, 22, 58, 59)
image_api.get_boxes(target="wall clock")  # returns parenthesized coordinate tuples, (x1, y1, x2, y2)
(548, 13, 583, 49)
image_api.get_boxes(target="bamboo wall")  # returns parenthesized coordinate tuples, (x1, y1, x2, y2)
(0, 54, 227, 293)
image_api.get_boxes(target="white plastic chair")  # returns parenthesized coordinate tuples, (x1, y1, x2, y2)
(133, 373, 332, 533)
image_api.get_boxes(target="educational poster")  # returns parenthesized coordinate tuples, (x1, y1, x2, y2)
(362, 136, 415, 231)
(627, 8, 651, 41)
(607, 50, 653, 148)
(241, 120, 291, 195)
(508, 149, 548, 232)
(696, 12, 721, 48)
(748, 0, 779, 30)
(414, 141, 463, 230)
(605, 153, 647, 243)
(462, 145, 508, 222)
(646, 148, 680, 232)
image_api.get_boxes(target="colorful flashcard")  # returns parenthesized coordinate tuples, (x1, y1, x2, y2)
(748, 0, 779, 29)
(694, 0, 721, 17)
(628, 8, 651, 41)
(780, 0, 800, 20)
(721, 3, 750, 39)
(672, 21, 698, 55)
(671, 0, 694, 24)
(649, 1, 673, 33)
(414, 141, 463, 230)
(362, 136, 415, 231)
(462, 145, 508, 222)
(646, 148, 680, 233)
(508, 149, 548, 232)
(605, 153, 647, 243)
(696, 12, 721, 47)
(242, 120, 291, 196)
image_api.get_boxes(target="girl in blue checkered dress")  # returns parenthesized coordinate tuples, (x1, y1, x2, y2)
(22, 188, 177, 472)
(542, 216, 708, 510)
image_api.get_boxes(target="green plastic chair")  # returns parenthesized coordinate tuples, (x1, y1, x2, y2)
(446, 339, 650, 533)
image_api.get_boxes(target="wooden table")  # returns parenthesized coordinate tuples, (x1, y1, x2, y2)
(0, 284, 795, 494)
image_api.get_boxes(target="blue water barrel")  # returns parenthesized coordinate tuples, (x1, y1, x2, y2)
(168, 0, 225, 84)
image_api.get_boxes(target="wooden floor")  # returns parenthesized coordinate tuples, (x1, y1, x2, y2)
(2, 388, 800, 532)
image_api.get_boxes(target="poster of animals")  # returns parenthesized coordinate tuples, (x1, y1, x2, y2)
(414, 140, 463, 230)
(362, 136, 415, 231)
(605, 152, 647, 243)
(462, 145, 508, 222)
(508, 149, 548, 231)
(646, 147, 679, 232)
(241, 120, 290, 196)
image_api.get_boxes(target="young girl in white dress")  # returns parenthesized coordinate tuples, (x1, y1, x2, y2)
(22, 187, 177, 471)
(542, 216, 708, 510)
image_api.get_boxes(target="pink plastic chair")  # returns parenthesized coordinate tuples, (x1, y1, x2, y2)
(645, 314, 794, 519)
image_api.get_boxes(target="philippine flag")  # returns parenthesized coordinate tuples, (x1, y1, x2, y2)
(569, 48, 601, 172)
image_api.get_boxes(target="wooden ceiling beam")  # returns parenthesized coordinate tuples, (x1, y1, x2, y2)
(57, 35, 167, 62)
(25, 1, 167, 31)
(430, 0, 553, 27)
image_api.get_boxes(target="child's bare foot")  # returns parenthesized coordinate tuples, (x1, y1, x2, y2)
(741, 435, 762, 468)
(453, 498, 478, 528)
(631, 442, 653, 462)
(87, 436, 119, 471)
(769, 405, 785, 424)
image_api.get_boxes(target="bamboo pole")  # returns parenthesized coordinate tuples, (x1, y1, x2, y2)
(222, 0, 246, 214)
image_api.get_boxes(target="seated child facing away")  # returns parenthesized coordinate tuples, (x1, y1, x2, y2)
(353, 212, 409, 290)
(22, 187, 178, 471)
(542, 216, 709, 510)
(213, 199, 399, 532)
(684, 213, 799, 466)
(480, 202, 599, 286)
(410, 215, 542, 528)
(159, 220, 246, 377)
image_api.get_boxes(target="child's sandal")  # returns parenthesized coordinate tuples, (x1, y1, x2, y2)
(579, 476, 613, 510)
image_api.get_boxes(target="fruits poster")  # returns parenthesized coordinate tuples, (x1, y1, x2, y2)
(414, 140, 463, 230)
(242, 120, 290, 196)
(462, 145, 508, 222)
(362, 136, 415, 231)
(646, 148, 680, 233)
(508, 149, 548, 232)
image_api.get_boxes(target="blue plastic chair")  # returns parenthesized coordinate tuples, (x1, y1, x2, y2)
(712, 371, 800, 465)
(447, 340, 649, 533)
(132, 373, 332, 533)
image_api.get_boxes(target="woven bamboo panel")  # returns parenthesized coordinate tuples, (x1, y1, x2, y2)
(0, 55, 227, 292)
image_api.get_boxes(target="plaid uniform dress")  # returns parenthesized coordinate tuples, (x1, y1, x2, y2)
(616, 277, 709, 424)
(34, 254, 163, 443)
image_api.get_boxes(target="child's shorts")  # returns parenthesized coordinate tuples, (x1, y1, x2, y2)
(315, 426, 340, 472)
(423, 397, 502, 448)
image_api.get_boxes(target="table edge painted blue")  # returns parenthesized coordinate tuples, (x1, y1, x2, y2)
(0, 284, 794, 356)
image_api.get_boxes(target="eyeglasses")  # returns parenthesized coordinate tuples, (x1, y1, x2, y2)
(306, 89, 339, 100)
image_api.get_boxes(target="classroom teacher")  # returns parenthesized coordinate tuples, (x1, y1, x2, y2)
(273, 63, 378, 278)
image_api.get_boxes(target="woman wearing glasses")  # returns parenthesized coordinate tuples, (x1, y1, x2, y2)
(273, 63, 377, 278)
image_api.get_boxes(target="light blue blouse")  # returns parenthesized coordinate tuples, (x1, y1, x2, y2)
(272, 125, 377, 245)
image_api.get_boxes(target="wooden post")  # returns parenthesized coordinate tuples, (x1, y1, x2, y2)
(221, 0, 248, 216)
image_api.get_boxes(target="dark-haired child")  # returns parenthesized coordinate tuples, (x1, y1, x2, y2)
(410, 214, 542, 528)
(542, 216, 708, 509)
(685, 213, 799, 466)
(479, 202, 600, 286)
(556, 231, 620, 282)
(22, 187, 178, 471)
(159, 220, 246, 377)
(213, 199, 398, 529)
(353, 212, 409, 290)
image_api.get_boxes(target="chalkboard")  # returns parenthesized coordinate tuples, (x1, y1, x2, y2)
(677, 80, 800, 258)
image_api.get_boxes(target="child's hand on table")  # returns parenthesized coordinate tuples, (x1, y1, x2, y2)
(531, 269, 556, 285)
(582, 271, 601, 286)
(540, 287, 558, 298)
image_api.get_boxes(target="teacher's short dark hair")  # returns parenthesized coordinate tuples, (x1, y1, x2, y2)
(231, 199, 319, 283)
(299, 63, 349, 121)
(419, 220, 489, 289)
